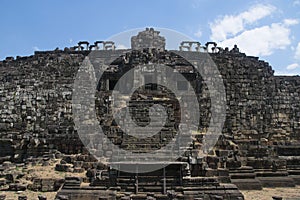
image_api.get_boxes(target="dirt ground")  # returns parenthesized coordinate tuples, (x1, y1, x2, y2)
(0, 159, 85, 200)
(2, 187, 300, 200)
(241, 186, 300, 200)
(2, 160, 300, 200)
(1, 191, 57, 200)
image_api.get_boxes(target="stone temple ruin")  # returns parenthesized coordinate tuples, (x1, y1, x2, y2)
(0, 28, 300, 199)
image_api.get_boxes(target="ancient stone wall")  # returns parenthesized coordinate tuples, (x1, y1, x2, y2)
(271, 76, 300, 143)
(0, 47, 300, 162)
(0, 51, 86, 160)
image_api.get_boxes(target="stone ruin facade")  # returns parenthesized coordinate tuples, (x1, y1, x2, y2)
(0, 28, 300, 199)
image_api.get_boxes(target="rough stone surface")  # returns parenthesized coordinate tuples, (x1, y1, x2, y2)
(1, 28, 300, 199)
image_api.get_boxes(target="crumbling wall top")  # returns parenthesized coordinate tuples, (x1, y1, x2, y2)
(131, 28, 166, 50)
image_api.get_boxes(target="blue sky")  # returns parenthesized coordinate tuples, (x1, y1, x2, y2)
(1, 0, 300, 75)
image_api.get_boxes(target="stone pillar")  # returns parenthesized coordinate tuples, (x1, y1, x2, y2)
(89, 45, 96, 50)
(163, 167, 166, 194)
(78, 41, 89, 50)
(95, 41, 103, 50)
(135, 165, 139, 194)
(103, 41, 116, 50)
(135, 174, 139, 194)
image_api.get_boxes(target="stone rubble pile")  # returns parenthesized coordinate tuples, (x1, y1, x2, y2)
(0, 28, 300, 199)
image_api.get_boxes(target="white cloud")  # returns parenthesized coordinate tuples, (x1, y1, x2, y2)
(286, 63, 299, 70)
(210, 4, 276, 41)
(210, 4, 298, 57)
(219, 21, 294, 56)
(283, 19, 299, 26)
(210, 15, 244, 41)
(194, 29, 202, 38)
(274, 70, 299, 76)
(295, 42, 300, 59)
(240, 4, 276, 24)
(33, 46, 40, 51)
(293, 0, 300, 6)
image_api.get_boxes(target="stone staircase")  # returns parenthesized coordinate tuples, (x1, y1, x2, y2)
(229, 166, 262, 190)
(285, 156, 300, 184)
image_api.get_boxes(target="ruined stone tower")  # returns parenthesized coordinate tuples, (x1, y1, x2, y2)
(131, 27, 166, 50)
(1, 28, 300, 199)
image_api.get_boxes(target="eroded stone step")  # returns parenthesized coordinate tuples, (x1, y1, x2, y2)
(230, 173, 256, 179)
(255, 171, 289, 177)
(231, 178, 262, 190)
(258, 177, 296, 187)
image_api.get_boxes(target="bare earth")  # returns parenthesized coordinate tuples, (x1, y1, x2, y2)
(1, 191, 57, 200)
(0, 159, 86, 200)
(2, 160, 300, 200)
(2, 187, 300, 200)
(241, 186, 300, 200)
